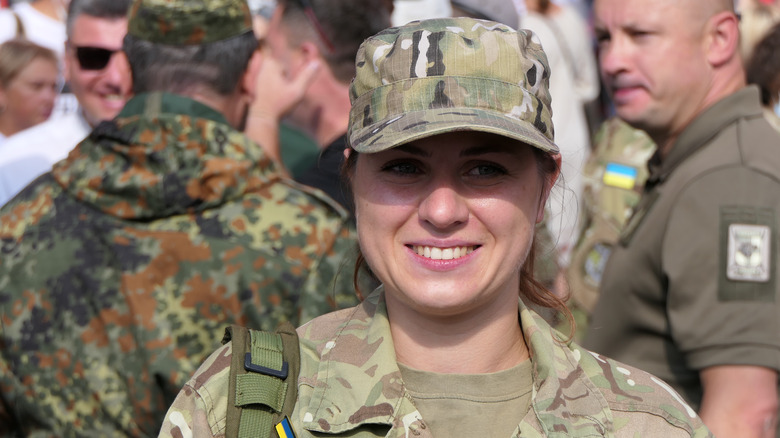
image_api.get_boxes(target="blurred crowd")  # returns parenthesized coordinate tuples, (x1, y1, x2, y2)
(1, 0, 780, 436)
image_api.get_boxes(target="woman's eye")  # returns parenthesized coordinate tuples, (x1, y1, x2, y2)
(467, 164, 506, 177)
(382, 161, 421, 175)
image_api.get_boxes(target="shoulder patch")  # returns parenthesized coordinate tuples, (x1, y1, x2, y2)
(726, 224, 771, 282)
(719, 206, 776, 301)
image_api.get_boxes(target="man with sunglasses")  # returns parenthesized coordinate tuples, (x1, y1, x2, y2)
(0, 0, 358, 435)
(246, 0, 391, 213)
(0, 0, 132, 206)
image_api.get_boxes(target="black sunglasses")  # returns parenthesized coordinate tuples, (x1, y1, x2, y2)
(74, 46, 121, 71)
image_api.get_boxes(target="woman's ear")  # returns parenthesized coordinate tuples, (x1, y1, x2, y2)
(536, 153, 561, 224)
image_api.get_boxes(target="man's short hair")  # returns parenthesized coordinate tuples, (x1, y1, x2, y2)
(122, 32, 257, 96)
(277, 0, 392, 83)
(66, 0, 134, 38)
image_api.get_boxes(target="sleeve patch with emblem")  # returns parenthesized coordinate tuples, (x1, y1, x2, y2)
(727, 224, 771, 282)
(719, 206, 776, 302)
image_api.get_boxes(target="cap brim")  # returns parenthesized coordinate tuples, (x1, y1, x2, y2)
(348, 106, 559, 155)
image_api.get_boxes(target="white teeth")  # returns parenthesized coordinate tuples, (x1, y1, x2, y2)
(413, 245, 475, 260)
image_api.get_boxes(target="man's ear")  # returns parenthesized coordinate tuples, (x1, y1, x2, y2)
(0, 85, 7, 111)
(536, 153, 562, 224)
(63, 42, 72, 84)
(705, 11, 740, 67)
(298, 40, 322, 64)
(240, 49, 264, 101)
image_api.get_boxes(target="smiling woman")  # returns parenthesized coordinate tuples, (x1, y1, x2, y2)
(160, 17, 714, 438)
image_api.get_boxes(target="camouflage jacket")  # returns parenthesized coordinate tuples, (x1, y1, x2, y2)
(567, 118, 655, 314)
(0, 92, 359, 437)
(159, 288, 712, 437)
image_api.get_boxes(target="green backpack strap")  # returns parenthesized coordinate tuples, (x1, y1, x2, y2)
(223, 321, 300, 438)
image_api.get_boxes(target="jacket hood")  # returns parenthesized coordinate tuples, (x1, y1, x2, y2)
(52, 92, 280, 220)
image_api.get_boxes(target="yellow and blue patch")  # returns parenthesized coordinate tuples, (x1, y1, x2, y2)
(276, 417, 297, 438)
(603, 162, 638, 190)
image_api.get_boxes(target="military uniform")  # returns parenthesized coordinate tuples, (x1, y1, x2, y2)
(161, 16, 713, 438)
(563, 118, 655, 338)
(585, 87, 780, 412)
(160, 287, 712, 437)
(0, 91, 358, 436)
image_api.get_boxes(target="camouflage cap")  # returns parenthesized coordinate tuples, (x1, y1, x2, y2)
(127, 0, 253, 46)
(348, 17, 557, 154)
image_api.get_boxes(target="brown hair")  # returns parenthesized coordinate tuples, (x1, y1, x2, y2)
(341, 144, 574, 336)
(0, 39, 58, 88)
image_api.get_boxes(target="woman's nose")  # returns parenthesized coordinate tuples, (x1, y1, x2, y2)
(418, 183, 469, 230)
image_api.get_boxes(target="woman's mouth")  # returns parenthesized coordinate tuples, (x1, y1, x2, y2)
(411, 245, 477, 260)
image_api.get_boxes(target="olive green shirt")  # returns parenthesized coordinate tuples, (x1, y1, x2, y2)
(398, 360, 533, 437)
(585, 86, 780, 412)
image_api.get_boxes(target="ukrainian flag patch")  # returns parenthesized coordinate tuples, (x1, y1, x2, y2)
(276, 416, 296, 438)
(603, 162, 638, 190)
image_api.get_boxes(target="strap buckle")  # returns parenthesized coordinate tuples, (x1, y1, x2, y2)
(244, 353, 289, 379)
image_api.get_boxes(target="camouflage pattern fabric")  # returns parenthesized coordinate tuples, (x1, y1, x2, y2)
(0, 92, 359, 437)
(159, 287, 712, 437)
(563, 117, 655, 339)
(127, 0, 253, 46)
(348, 17, 558, 156)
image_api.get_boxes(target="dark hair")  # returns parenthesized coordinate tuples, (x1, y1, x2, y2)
(746, 22, 780, 106)
(66, 0, 133, 38)
(122, 32, 258, 96)
(277, 0, 392, 84)
(340, 141, 574, 334)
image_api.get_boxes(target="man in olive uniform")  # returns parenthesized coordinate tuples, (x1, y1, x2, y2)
(0, 0, 358, 435)
(584, 0, 780, 436)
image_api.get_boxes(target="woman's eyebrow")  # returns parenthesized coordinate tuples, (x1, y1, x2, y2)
(460, 144, 521, 157)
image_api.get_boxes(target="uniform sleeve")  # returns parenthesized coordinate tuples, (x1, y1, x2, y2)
(159, 343, 234, 438)
(663, 166, 780, 371)
(298, 222, 361, 325)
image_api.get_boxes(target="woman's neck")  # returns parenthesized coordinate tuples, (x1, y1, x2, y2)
(387, 293, 529, 374)
(0, 115, 22, 138)
(31, 0, 66, 22)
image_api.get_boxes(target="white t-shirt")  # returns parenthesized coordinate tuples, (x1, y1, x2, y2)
(0, 2, 66, 60)
(0, 110, 90, 206)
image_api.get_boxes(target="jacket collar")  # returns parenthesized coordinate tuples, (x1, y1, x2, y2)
(302, 289, 613, 436)
(117, 92, 229, 125)
(646, 86, 763, 190)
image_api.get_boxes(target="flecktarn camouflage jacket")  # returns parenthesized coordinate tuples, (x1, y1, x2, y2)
(0, 92, 359, 437)
(160, 288, 712, 437)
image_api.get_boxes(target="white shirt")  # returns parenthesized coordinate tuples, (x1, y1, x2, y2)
(0, 110, 90, 206)
(0, 2, 66, 60)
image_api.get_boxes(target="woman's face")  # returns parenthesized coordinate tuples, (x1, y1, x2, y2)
(0, 57, 59, 133)
(353, 131, 559, 319)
